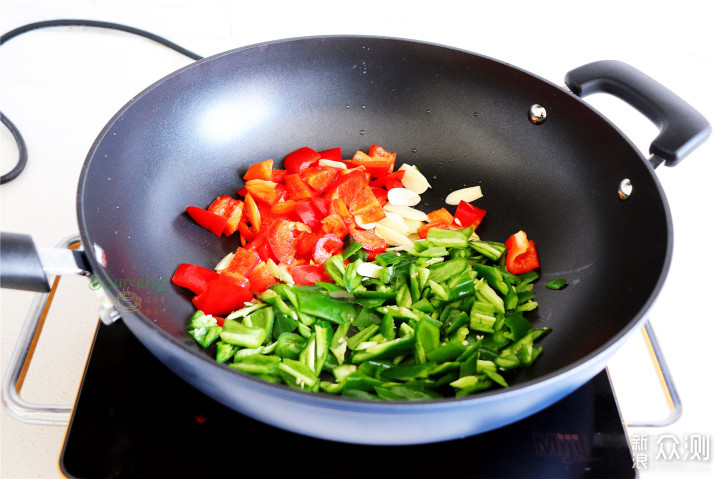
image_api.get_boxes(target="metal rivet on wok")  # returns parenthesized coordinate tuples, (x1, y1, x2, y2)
(618, 178, 633, 200)
(528, 104, 547, 124)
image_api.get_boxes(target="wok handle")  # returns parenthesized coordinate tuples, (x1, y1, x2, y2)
(0, 232, 92, 292)
(1, 234, 85, 425)
(564, 60, 711, 166)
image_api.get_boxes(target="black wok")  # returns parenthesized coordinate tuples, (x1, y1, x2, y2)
(1, 36, 710, 444)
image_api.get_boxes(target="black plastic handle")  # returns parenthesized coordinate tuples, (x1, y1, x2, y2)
(0, 232, 50, 292)
(565, 60, 711, 166)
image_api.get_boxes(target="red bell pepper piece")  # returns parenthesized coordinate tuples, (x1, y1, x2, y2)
(284, 147, 321, 174)
(284, 173, 313, 200)
(328, 170, 386, 224)
(288, 264, 332, 285)
(209, 195, 245, 236)
(349, 227, 387, 259)
(243, 159, 274, 181)
(271, 169, 287, 183)
(171, 263, 219, 295)
(295, 231, 319, 257)
(453, 200, 486, 230)
(505, 230, 540, 275)
(368, 170, 405, 188)
(267, 219, 312, 265)
(371, 187, 388, 206)
(293, 200, 321, 229)
(320, 214, 348, 240)
(192, 274, 253, 316)
(223, 247, 261, 278)
(300, 166, 342, 193)
(244, 179, 281, 205)
(312, 233, 344, 264)
(319, 147, 343, 163)
(247, 261, 277, 294)
(186, 206, 227, 236)
(350, 149, 395, 178)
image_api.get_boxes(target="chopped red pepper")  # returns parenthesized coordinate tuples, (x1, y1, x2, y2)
(171, 263, 219, 295)
(505, 230, 540, 275)
(453, 201, 486, 230)
(192, 274, 253, 316)
(300, 166, 342, 193)
(319, 147, 343, 163)
(243, 159, 274, 181)
(288, 264, 332, 285)
(186, 206, 227, 236)
(267, 219, 312, 265)
(284, 147, 321, 174)
(312, 233, 344, 264)
(284, 173, 313, 200)
(247, 261, 277, 294)
(223, 247, 261, 278)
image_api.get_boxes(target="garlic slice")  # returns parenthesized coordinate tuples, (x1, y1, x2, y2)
(377, 211, 411, 235)
(318, 159, 347, 169)
(214, 252, 235, 271)
(374, 223, 414, 247)
(403, 218, 424, 234)
(354, 215, 377, 230)
(398, 164, 431, 194)
(383, 204, 429, 221)
(357, 262, 383, 278)
(445, 185, 483, 205)
(387, 188, 421, 206)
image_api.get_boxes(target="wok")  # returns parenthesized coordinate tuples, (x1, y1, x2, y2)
(0, 36, 710, 444)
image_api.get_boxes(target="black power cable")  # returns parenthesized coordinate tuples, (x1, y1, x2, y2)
(0, 19, 204, 184)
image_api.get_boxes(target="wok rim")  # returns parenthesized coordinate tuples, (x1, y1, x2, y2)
(76, 34, 673, 409)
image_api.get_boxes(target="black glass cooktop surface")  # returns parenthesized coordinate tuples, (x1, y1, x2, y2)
(60, 320, 636, 478)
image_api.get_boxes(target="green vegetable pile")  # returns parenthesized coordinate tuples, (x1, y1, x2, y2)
(187, 226, 550, 400)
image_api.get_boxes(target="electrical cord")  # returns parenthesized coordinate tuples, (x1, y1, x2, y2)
(0, 19, 204, 184)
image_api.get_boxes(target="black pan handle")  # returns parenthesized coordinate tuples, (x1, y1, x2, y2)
(0, 233, 50, 292)
(1, 232, 92, 292)
(565, 60, 711, 166)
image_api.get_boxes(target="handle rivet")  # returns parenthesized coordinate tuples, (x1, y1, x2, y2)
(618, 178, 633, 200)
(528, 104, 547, 124)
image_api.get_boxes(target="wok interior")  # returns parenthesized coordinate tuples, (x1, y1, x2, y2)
(79, 37, 669, 385)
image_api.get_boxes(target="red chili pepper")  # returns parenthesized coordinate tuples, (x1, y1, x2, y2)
(186, 206, 227, 236)
(171, 263, 220, 295)
(505, 230, 540, 275)
(284, 147, 321, 174)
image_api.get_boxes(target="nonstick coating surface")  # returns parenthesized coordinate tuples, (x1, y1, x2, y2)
(76, 36, 671, 442)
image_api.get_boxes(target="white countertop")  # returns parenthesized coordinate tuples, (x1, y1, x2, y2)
(2, 1, 718, 477)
